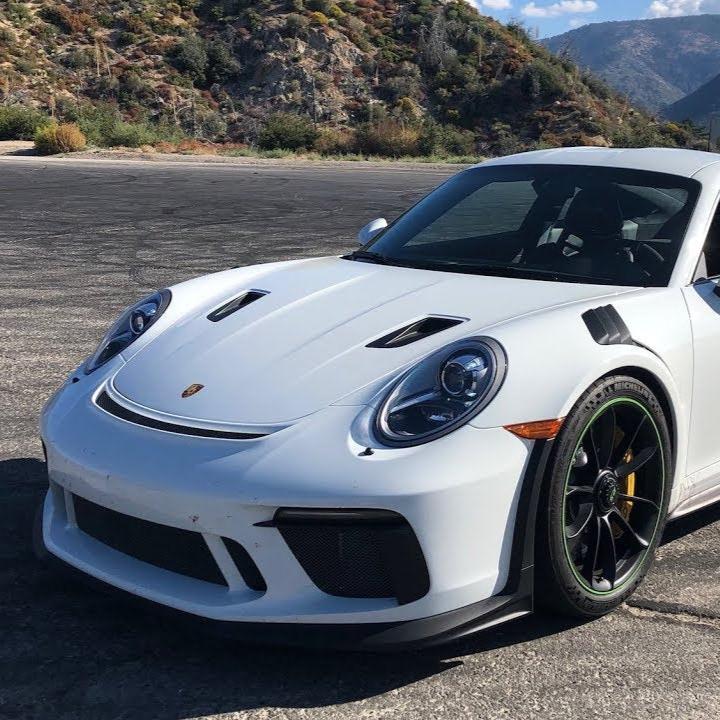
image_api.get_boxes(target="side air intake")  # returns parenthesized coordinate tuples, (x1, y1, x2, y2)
(208, 291, 268, 322)
(367, 316, 465, 349)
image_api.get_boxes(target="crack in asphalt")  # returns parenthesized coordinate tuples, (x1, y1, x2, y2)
(624, 599, 720, 628)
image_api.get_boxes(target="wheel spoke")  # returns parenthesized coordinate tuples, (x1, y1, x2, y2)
(597, 516, 617, 588)
(618, 493, 660, 512)
(612, 413, 647, 467)
(566, 503, 595, 540)
(611, 508, 649, 549)
(566, 485, 594, 498)
(581, 515, 601, 582)
(615, 445, 657, 478)
(589, 407, 616, 470)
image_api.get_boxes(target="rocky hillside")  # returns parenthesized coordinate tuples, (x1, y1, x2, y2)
(0, 0, 701, 154)
(544, 15, 720, 115)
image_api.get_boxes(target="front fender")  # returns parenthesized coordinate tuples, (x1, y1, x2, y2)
(470, 288, 691, 507)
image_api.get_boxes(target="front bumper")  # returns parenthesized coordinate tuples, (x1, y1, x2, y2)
(39, 367, 541, 645)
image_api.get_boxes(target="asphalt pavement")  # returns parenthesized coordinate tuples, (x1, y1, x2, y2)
(1, 155, 719, 720)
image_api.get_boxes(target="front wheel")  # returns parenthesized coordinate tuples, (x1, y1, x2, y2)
(537, 375, 672, 617)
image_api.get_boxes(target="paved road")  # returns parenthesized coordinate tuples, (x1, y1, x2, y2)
(1, 156, 719, 720)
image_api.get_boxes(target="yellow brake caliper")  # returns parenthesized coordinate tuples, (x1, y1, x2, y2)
(618, 449, 635, 521)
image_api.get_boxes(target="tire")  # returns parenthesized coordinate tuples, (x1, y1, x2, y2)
(536, 375, 672, 617)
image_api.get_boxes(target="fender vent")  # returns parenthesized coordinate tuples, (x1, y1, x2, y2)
(208, 290, 268, 322)
(367, 316, 465, 349)
(582, 305, 633, 346)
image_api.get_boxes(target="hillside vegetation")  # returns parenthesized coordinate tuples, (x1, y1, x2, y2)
(0, 0, 702, 155)
(544, 15, 720, 115)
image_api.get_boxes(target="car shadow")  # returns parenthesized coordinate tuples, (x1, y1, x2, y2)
(2, 456, 718, 718)
(662, 498, 720, 544)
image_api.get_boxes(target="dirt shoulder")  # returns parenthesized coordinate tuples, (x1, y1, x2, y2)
(0, 140, 475, 171)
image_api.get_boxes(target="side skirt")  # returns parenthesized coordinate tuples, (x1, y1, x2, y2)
(668, 482, 720, 520)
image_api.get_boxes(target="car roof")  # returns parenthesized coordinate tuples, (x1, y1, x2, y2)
(476, 147, 720, 179)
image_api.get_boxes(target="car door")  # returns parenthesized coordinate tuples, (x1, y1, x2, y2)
(682, 203, 720, 495)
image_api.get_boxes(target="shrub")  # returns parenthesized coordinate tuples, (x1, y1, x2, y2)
(59, 102, 183, 147)
(40, 5, 95, 34)
(356, 120, 421, 157)
(103, 121, 158, 147)
(116, 31, 139, 48)
(0, 105, 51, 140)
(314, 126, 357, 154)
(34, 123, 87, 154)
(259, 112, 318, 150)
(521, 59, 569, 102)
(309, 11, 329, 25)
(171, 36, 208, 85)
(418, 121, 475, 156)
(206, 40, 241, 83)
(61, 102, 119, 145)
(7, 1, 32, 26)
(284, 12, 309, 36)
(0, 27, 17, 43)
(61, 48, 92, 69)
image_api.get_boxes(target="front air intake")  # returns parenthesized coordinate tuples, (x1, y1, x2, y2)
(207, 290, 268, 322)
(367, 316, 465, 348)
(270, 508, 430, 605)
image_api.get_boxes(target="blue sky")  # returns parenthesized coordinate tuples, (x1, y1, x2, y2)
(468, 0, 720, 37)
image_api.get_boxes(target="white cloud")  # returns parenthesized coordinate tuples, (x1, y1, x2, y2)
(648, 0, 720, 16)
(467, 0, 513, 10)
(522, 1, 598, 18)
(569, 17, 585, 26)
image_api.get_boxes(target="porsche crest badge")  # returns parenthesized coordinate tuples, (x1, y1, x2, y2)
(181, 383, 204, 398)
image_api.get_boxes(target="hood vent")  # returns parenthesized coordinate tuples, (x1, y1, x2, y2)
(208, 290, 268, 322)
(367, 316, 465, 349)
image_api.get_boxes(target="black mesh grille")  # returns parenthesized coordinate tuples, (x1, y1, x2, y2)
(276, 510, 429, 604)
(73, 495, 227, 586)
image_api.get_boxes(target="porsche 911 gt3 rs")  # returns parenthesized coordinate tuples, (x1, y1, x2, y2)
(37, 147, 720, 649)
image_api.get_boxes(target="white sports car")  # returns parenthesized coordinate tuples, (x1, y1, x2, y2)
(37, 147, 720, 649)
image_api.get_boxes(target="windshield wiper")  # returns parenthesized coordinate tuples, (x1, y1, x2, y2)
(457, 263, 615, 284)
(344, 253, 614, 284)
(387, 258, 614, 284)
(344, 250, 390, 265)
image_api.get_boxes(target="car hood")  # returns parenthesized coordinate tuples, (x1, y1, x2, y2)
(110, 257, 629, 425)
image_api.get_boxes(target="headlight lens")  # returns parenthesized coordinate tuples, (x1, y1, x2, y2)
(375, 337, 506, 446)
(85, 289, 171, 374)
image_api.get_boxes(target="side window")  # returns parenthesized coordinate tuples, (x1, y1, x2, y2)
(703, 205, 720, 279)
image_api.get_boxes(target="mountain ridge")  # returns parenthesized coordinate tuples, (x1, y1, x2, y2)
(0, 0, 701, 153)
(544, 14, 720, 114)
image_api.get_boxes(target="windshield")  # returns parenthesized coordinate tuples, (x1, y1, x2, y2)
(357, 164, 701, 287)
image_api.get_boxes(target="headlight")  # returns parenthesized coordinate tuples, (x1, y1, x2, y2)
(375, 337, 506, 446)
(85, 289, 171, 374)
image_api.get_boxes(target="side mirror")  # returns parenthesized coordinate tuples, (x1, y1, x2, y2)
(357, 218, 387, 245)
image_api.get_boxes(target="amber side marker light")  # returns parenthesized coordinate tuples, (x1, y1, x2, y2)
(504, 418, 565, 440)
